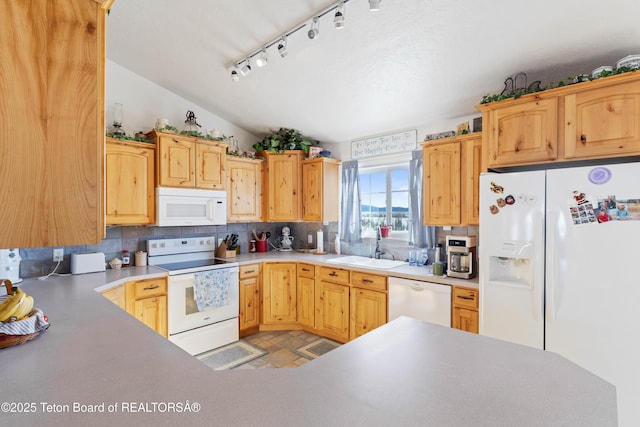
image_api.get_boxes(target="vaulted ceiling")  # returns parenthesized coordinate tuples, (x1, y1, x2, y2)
(107, 0, 640, 144)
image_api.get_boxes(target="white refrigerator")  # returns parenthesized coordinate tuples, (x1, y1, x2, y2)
(479, 162, 640, 427)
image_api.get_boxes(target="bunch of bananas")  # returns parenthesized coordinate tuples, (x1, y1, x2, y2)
(0, 287, 34, 322)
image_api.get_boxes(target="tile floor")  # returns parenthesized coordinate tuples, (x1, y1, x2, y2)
(233, 330, 340, 369)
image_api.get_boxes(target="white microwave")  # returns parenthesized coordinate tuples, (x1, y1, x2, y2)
(156, 187, 227, 227)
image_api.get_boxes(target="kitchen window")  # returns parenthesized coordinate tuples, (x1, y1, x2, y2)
(359, 160, 410, 240)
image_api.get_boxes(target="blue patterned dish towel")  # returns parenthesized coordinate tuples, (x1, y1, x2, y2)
(193, 269, 231, 312)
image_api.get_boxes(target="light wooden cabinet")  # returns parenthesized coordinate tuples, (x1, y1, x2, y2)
(316, 266, 350, 343)
(451, 286, 479, 334)
(0, 0, 108, 248)
(239, 263, 261, 337)
(227, 157, 262, 222)
(478, 72, 640, 168)
(297, 263, 316, 329)
(422, 133, 483, 226)
(100, 285, 125, 310)
(481, 97, 558, 168)
(105, 139, 155, 225)
(125, 277, 168, 338)
(197, 142, 226, 189)
(262, 262, 297, 325)
(148, 130, 228, 190)
(253, 262, 389, 343)
(423, 139, 461, 225)
(261, 151, 304, 221)
(350, 271, 387, 340)
(563, 76, 640, 160)
(461, 135, 483, 226)
(301, 158, 341, 222)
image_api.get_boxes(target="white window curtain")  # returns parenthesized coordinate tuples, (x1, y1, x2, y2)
(408, 150, 436, 248)
(340, 160, 361, 243)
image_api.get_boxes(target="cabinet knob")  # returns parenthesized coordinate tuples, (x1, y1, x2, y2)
(580, 134, 587, 144)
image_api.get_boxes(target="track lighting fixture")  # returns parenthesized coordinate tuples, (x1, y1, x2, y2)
(334, 1, 345, 29)
(228, 0, 386, 82)
(255, 48, 268, 67)
(277, 36, 288, 58)
(369, 0, 381, 11)
(308, 17, 320, 39)
(240, 59, 252, 76)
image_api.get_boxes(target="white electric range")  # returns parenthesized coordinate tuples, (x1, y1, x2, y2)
(148, 236, 239, 355)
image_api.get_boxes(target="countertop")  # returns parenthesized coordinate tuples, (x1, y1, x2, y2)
(0, 266, 615, 426)
(221, 251, 480, 289)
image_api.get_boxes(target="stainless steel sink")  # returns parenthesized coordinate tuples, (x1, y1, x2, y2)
(325, 256, 406, 270)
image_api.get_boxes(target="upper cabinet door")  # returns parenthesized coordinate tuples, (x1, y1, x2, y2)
(485, 97, 558, 168)
(106, 140, 155, 225)
(264, 151, 303, 222)
(227, 157, 261, 222)
(564, 78, 640, 160)
(423, 140, 461, 226)
(0, 0, 106, 247)
(461, 135, 483, 226)
(157, 135, 196, 188)
(196, 143, 226, 189)
(302, 158, 340, 222)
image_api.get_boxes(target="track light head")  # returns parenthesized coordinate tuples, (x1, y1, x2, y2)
(369, 0, 381, 11)
(277, 36, 288, 58)
(308, 17, 320, 39)
(240, 59, 252, 76)
(230, 69, 239, 82)
(255, 49, 268, 67)
(334, 1, 345, 29)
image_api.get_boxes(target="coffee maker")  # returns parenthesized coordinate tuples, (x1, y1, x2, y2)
(445, 236, 477, 279)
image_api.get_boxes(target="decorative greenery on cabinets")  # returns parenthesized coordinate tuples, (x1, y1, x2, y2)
(253, 127, 312, 154)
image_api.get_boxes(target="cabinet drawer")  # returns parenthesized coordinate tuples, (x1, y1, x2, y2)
(452, 287, 478, 309)
(297, 263, 316, 279)
(240, 263, 260, 279)
(131, 278, 167, 299)
(351, 271, 387, 292)
(319, 266, 350, 285)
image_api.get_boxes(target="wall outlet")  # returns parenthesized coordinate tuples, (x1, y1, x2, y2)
(53, 248, 64, 262)
(308, 234, 313, 244)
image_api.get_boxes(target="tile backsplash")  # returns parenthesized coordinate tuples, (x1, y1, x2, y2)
(16, 222, 474, 279)
(17, 222, 338, 279)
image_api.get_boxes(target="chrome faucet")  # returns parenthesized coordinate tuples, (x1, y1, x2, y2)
(374, 227, 384, 259)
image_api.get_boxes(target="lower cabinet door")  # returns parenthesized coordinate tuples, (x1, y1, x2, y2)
(239, 277, 260, 336)
(134, 295, 167, 338)
(350, 288, 387, 339)
(452, 306, 478, 334)
(316, 281, 349, 343)
(297, 276, 315, 328)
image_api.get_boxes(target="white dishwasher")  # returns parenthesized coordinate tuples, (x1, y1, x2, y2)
(388, 277, 451, 327)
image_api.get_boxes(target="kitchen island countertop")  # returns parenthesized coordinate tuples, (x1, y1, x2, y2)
(0, 267, 615, 426)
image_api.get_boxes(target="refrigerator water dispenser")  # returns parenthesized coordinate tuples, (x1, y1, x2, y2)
(487, 256, 533, 286)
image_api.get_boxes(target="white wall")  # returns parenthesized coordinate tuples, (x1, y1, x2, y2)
(326, 113, 480, 160)
(105, 60, 259, 150)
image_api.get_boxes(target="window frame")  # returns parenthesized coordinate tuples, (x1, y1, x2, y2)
(359, 159, 410, 242)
